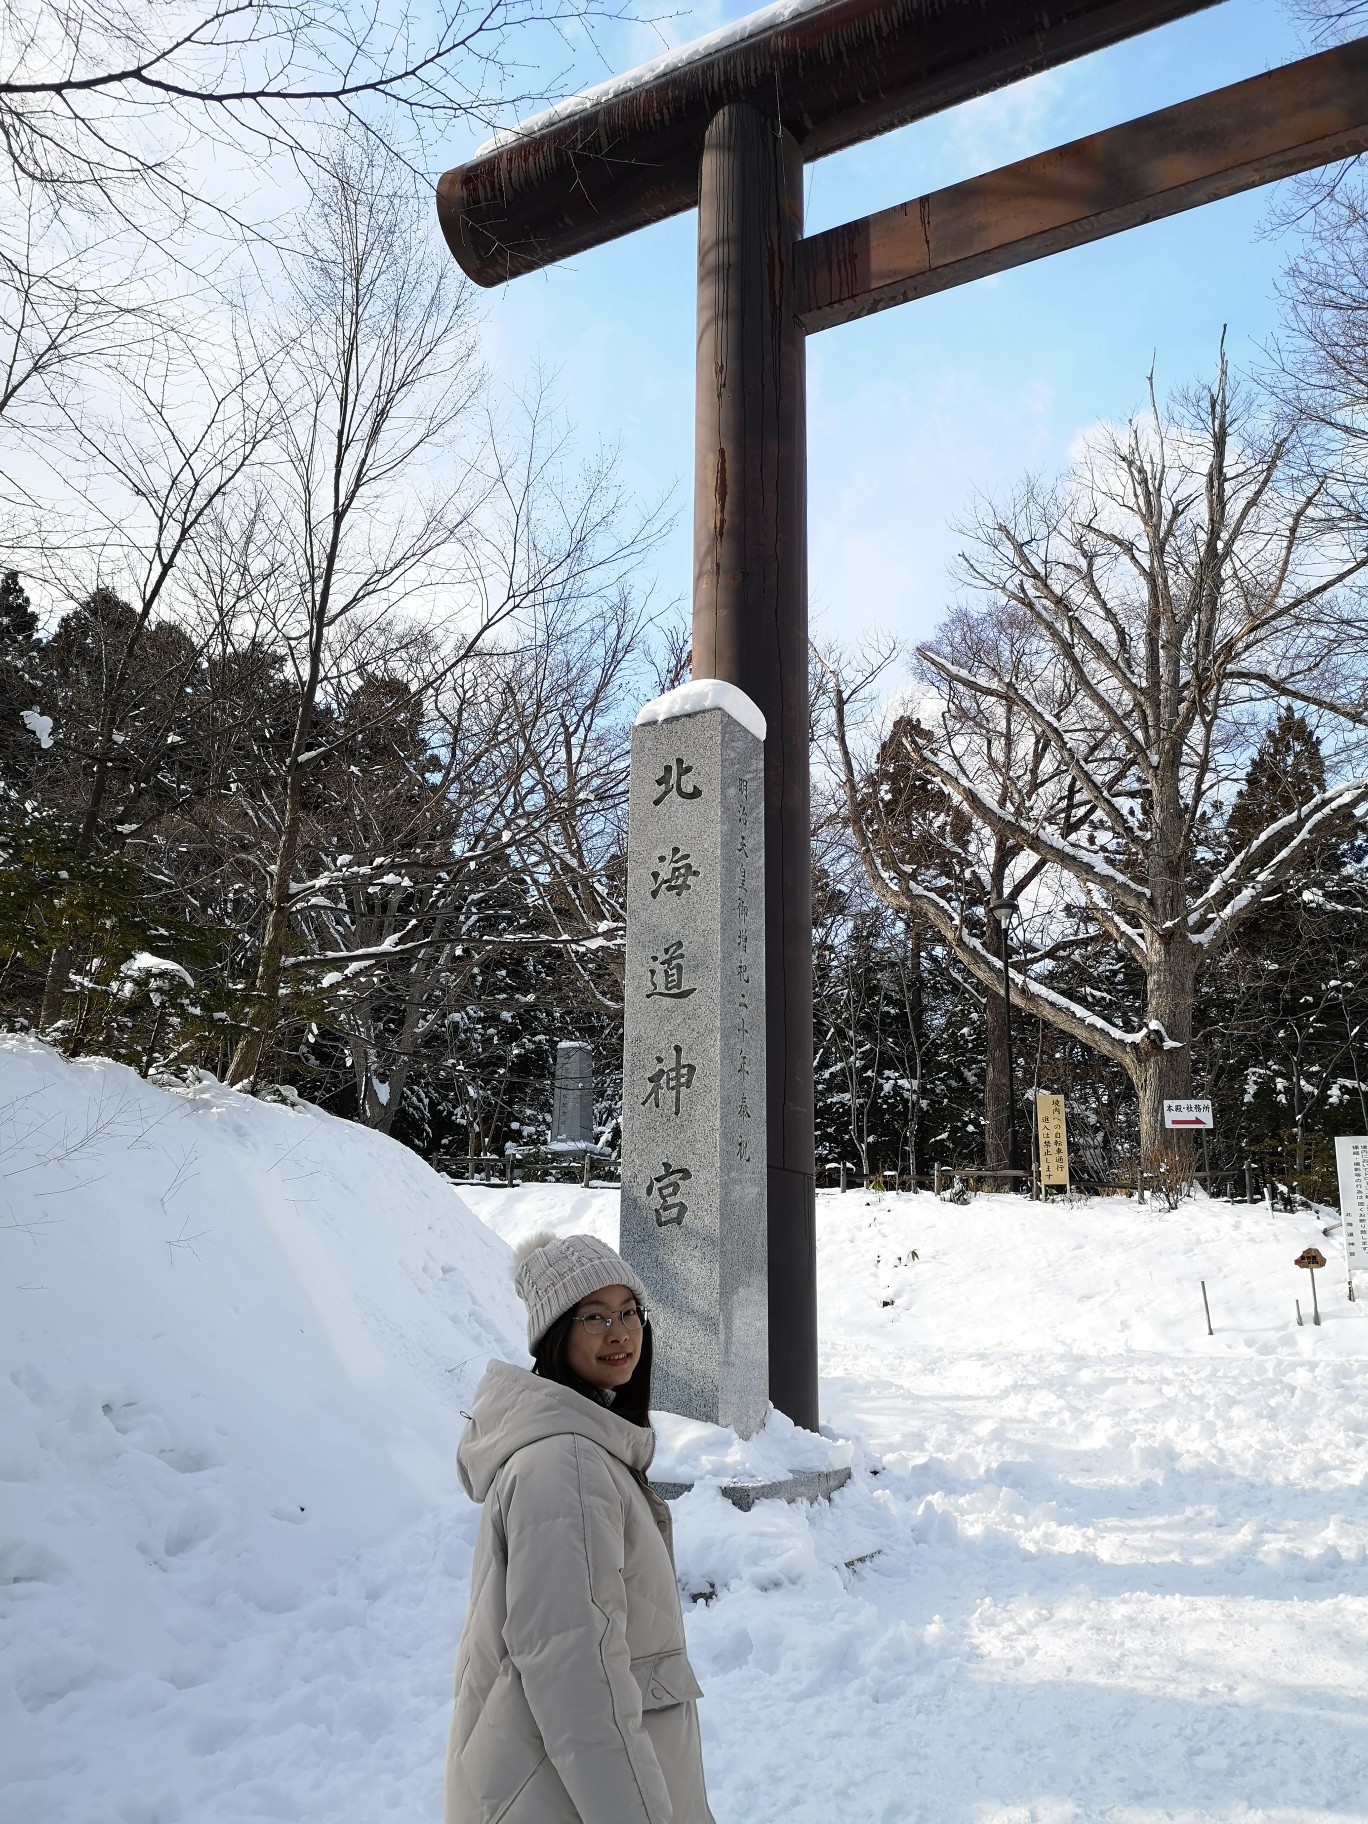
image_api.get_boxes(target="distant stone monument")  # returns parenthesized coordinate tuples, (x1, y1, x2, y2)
(619, 681, 768, 1437)
(551, 1041, 595, 1146)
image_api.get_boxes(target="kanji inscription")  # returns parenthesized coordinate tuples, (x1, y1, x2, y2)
(642, 1045, 698, 1117)
(619, 686, 768, 1436)
(647, 940, 697, 1000)
(1334, 1136, 1368, 1280)
(646, 1161, 692, 1226)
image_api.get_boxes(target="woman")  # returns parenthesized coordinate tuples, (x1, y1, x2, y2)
(446, 1229, 715, 1824)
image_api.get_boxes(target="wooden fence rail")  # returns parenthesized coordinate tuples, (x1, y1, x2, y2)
(436, 1151, 621, 1187)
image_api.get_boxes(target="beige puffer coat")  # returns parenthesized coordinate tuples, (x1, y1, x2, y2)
(445, 1360, 715, 1824)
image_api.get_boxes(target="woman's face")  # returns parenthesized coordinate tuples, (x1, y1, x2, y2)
(565, 1282, 643, 1392)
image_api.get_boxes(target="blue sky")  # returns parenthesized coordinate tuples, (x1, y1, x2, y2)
(453, 0, 1312, 653)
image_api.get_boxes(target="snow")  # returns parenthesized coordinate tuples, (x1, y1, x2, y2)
(0, 1038, 521, 1822)
(117, 952, 194, 994)
(6, 1038, 1368, 1821)
(651, 1407, 853, 1486)
(474, 0, 839, 156)
(634, 678, 767, 743)
(20, 708, 52, 748)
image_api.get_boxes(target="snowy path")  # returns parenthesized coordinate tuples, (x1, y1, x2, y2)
(6, 1046, 1368, 1824)
(475, 1184, 1368, 1824)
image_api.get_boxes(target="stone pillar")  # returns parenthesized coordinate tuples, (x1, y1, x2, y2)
(619, 682, 768, 1437)
(552, 1041, 595, 1145)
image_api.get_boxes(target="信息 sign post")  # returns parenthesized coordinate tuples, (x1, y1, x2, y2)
(1333, 1136, 1368, 1296)
(1035, 1093, 1069, 1190)
(1163, 1099, 1213, 1130)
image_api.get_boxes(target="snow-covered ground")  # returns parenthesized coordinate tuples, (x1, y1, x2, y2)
(5, 1038, 1368, 1822)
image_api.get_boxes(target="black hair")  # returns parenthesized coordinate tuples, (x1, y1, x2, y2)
(531, 1299, 653, 1429)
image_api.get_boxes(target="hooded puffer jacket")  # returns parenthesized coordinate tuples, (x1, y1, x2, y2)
(445, 1359, 715, 1824)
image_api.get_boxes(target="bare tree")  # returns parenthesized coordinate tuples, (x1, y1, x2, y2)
(296, 579, 655, 1133)
(830, 358, 1368, 1182)
(1287, 1, 1368, 41)
(0, 198, 137, 441)
(11, 328, 272, 1028)
(223, 144, 486, 1085)
(222, 146, 665, 1092)
(0, 0, 632, 222)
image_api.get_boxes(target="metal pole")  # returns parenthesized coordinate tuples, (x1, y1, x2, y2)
(997, 913, 1023, 1184)
(693, 103, 816, 1429)
(1310, 1267, 1321, 1326)
(1201, 1279, 1213, 1336)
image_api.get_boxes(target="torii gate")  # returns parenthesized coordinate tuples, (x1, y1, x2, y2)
(437, 0, 1368, 1429)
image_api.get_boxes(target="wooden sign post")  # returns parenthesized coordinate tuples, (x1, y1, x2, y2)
(437, 4, 1368, 1428)
(1035, 1093, 1070, 1192)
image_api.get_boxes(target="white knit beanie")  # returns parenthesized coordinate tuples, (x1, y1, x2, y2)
(513, 1230, 648, 1351)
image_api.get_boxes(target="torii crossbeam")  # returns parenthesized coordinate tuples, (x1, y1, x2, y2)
(436, 0, 1368, 1428)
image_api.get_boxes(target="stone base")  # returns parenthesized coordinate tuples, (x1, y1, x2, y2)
(650, 1467, 851, 1510)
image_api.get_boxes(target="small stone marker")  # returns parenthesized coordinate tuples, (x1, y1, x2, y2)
(1035, 1093, 1069, 1189)
(551, 1041, 595, 1145)
(619, 680, 769, 1437)
(1296, 1247, 1325, 1326)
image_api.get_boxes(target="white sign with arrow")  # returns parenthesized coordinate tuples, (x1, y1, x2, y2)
(1163, 1099, 1213, 1130)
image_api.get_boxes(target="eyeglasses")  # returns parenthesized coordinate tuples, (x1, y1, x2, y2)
(572, 1303, 648, 1336)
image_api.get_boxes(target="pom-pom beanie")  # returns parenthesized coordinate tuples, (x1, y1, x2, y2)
(513, 1230, 648, 1351)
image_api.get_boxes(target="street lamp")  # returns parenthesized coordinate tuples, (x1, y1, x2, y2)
(989, 895, 1023, 1187)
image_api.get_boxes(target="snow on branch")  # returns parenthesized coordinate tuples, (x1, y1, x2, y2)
(1187, 778, 1368, 948)
(914, 742, 1152, 918)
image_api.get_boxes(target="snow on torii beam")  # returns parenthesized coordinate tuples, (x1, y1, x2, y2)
(436, 0, 1218, 281)
(433, 1, 1361, 1432)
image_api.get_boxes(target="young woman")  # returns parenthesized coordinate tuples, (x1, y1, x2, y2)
(445, 1230, 715, 1824)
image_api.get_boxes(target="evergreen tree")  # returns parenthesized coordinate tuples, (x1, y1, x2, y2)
(1200, 709, 1368, 1201)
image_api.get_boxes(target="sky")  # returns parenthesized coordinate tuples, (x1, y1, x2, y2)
(439, 0, 1317, 660)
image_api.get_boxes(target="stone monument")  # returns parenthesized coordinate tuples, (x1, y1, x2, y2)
(551, 1041, 595, 1146)
(619, 680, 769, 1437)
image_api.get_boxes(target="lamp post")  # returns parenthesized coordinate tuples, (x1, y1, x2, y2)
(990, 896, 1022, 1187)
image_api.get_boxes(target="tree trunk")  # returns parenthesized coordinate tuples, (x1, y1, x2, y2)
(226, 768, 305, 1087)
(39, 943, 71, 1033)
(1134, 927, 1198, 1190)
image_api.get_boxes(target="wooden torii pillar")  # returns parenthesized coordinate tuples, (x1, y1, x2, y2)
(437, 0, 1368, 1428)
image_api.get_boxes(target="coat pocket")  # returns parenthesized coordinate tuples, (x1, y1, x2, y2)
(631, 1647, 704, 1711)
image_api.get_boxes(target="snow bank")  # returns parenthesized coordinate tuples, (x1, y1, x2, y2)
(651, 1407, 854, 1486)
(460, 1178, 620, 1251)
(9, 1068, 1368, 1823)
(469, 1176, 1368, 1824)
(0, 1038, 523, 1821)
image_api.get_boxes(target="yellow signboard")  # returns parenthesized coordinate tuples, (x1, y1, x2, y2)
(1036, 1093, 1070, 1188)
